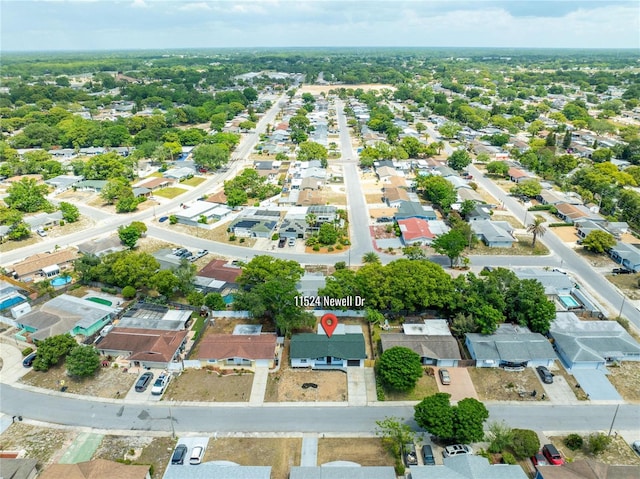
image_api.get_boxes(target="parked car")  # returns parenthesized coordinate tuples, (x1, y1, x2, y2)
(195, 249, 208, 258)
(171, 444, 188, 465)
(443, 444, 472, 457)
(542, 444, 564, 465)
(439, 368, 451, 385)
(288, 237, 296, 247)
(151, 373, 170, 396)
(403, 443, 418, 466)
(278, 237, 286, 248)
(632, 441, 640, 455)
(422, 444, 436, 465)
(189, 446, 204, 465)
(158, 216, 169, 223)
(135, 372, 154, 392)
(531, 451, 549, 467)
(612, 268, 632, 274)
(22, 352, 37, 368)
(536, 366, 554, 384)
(36, 228, 47, 237)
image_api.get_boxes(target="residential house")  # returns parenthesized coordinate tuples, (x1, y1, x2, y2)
(394, 201, 437, 221)
(434, 165, 457, 178)
(409, 454, 528, 479)
(457, 188, 485, 203)
(466, 204, 492, 222)
(465, 323, 556, 368)
(198, 260, 243, 287)
(383, 187, 410, 207)
(229, 209, 280, 238)
(75, 180, 107, 192)
(470, 220, 516, 248)
(534, 459, 640, 479)
(513, 268, 575, 297)
(609, 241, 640, 272)
(308, 205, 337, 224)
(133, 177, 175, 191)
(163, 166, 195, 180)
(555, 203, 601, 224)
(445, 175, 472, 190)
(16, 294, 116, 341)
(550, 312, 640, 370)
(376, 165, 401, 182)
(0, 458, 38, 479)
(300, 177, 323, 191)
(38, 459, 150, 479)
(117, 303, 191, 331)
(77, 235, 126, 257)
(23, 211, 64, 232)
(290, 466, 396, 479)
(196, 333, 278, 369)
(45, 175, 83, 194)
(279, 218, 307, 239)
(163, 463, 271, 479)
(296, 189, 326, 206)
(8, 248, 78, 281)
(508, 167, 529, 183)
(174, 202, 231, 227)
(397, 218, 448, 245)
(97, 327, 189, 369)
(381, 320, 461, 367)
(290, 325, 366, 368)
(537, 190, 581, 206)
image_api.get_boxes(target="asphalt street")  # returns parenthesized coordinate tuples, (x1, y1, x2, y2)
(1, 383, 637, 435)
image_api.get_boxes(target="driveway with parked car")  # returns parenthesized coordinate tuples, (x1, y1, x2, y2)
(435, 367, 477, 401)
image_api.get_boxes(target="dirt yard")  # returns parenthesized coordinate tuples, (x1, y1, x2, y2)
(607, 362, 640, 402)
(551, 364, 589, 401)
(20, 363, 137, 399)
(0, 235, 39, 253)
(203, 437, 301, 479)
(576, 248, 618, 268)
(369, 207, 398, 219)
(607, 273, 640, 301)
(549, 434, 640, 466)
(552, 225, 580, 242)
(317, 438, 396, 466)
(93, 435, 176, 479)
(0, 423, 74, 468)
(468, 367, 544, 401)
(162, 368, 253, 402)
(265, 369, 347, 402)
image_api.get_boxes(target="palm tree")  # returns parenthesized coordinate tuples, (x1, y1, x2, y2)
(527, 216, 547, 248)
(362, 252, 380, 264)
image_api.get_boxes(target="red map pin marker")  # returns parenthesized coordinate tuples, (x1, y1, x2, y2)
(321, 313, 338, 338)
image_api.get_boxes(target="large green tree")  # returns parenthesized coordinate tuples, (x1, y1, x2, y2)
(414, 393, 489, 443)
(65, 345, 101, 378)
(582, 230, 616, 254)
(58, 202, 80, 223)
(297, 141, 328, 167)
(505, 279, 556, 334)
(377, 347, 423, 392)
(432, 230, 467, 267)
(193, 143, 230, 170)
(447, 150, 471, 171)
(417, 175, 457, 211)
(5, 178, 52, 213)
(32, 334, 77, 371)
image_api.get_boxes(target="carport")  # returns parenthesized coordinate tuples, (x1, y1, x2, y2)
(571, 370, 622, 401)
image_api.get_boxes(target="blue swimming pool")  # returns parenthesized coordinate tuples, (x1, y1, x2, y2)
(559, 294, 580, 309)
(223, 294, 235, 305)
(51, 275, 72, 287)
(0, 295, 25, 310)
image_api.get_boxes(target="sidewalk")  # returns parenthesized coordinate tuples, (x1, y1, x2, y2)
(249, 366, 269, 405)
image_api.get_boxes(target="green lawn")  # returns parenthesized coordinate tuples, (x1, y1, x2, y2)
(383, 374, 439, 401)
(153, 187, 188, 199)
(180, 176, 206, 187)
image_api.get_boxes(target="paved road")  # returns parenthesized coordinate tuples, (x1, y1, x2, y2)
(468, 164, 640, 326)
(0, 383, 636, 435)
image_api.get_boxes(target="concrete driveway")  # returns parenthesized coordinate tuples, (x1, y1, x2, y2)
(572, 369, 622, 402)
(435, 367, 478, 401)
(536, 369, 580, 404)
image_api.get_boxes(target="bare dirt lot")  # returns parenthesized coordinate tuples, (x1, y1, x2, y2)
(317, 438, 396, 466)
(20, 363, 137, 399)
(383, 373, 439, 401)
(607, 362, 640, 403)
(93, 435, 176, 479)
(576, 248, 618, 268)
(265, 369, 347, 402)
(549, 435, 640, 466)
(553, 225, 580, 242)
(203, 437, 301, 479)
(0, 423, 73, 468)
(468, 367, 544, 401)
(162, 368, 253, 402)
(607, 273, 640, 301)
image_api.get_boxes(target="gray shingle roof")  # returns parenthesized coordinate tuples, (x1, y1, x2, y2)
(290, 333, 366, 360)
(466, 325, 555, 362)
(289, 466, 396, 479)
(380, 333, 461, 360)
(409, 455, 528, 479)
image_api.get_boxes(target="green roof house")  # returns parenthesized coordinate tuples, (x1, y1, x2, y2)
(290, 325, 366, 369)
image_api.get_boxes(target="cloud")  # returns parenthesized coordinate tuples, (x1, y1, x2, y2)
(131, 0, 147, 8)
(178, 2, 212, 11)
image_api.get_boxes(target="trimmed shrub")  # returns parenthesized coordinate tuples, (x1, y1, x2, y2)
(564, 434, 584, 451)
(121, 286, 136, 299)
(22, 347, 34, 357)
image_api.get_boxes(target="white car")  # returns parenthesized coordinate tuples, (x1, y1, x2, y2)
(189, 446, 204, 465)
(151, 373, 170, 396)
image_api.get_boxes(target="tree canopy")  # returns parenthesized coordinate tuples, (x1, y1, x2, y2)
(414, 393, 489, 443)
(376, 347, 423, 392)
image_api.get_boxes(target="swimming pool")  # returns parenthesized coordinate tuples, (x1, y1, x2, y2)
(50, 276, 72, 287)
(87, 297, 112, 306)
(223, 294, 235, 305)
(0, 295, 26, 310)
(559, 294, 580, 309)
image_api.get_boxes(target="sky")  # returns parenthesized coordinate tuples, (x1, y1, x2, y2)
(1, 0, 639, 52)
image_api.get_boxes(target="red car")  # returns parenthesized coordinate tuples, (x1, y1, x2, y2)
(531, 452, 549, 467)
(542, 444, 564, 465)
